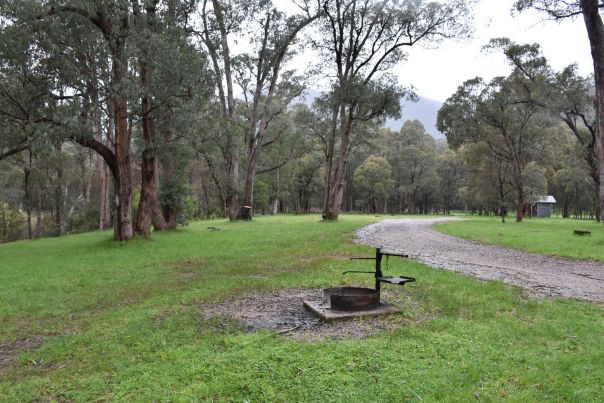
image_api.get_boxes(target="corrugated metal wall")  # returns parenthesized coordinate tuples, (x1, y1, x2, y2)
(536, 203, 552, 218)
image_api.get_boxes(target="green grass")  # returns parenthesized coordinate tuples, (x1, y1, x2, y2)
(435, 216, 604, 261)
(1, 214, 603, 401)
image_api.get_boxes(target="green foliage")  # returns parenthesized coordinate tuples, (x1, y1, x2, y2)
(380, 121, 441, 213)
(160, 178, 194, 226)
(66, 206, 100, 234)
(457, 143, 514, 214)
(353, 155, 394, 212)
(0, 201, 23, 242)
(252, 180, 269, 213)
(437, 149, 465, 213)
(522, 161, 548, 203)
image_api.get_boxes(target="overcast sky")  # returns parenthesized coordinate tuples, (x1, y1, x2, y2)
(395, 0, 593, 102)
(275, 0, 595, 103)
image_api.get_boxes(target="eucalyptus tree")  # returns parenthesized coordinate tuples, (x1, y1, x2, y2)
(131, 0, 168, 236)
(247, 100, 315, 215)
(438, 76, 548, 222)
(18, 0, 137, 240)
(381, 120, 440, 213)
(486, 39, 600, 218)
(292, 151, 324, 212)
(131, 0, 209, 234)
(1, 0, 210, 239)
(290, 103, 329, 211)
(548, 66, 600, 218)
(0, 6, 77, 235)
(199, 0, 246, 220)
(438, 40, 553, 221)
(437, 149, 465, 215)
(459, 143, 515, 222)
(515, 0, 604, 223)
(199, 0, 320, 220)
(315, 0, 471, 221)
(235, 4, 321, 220)
(353, 155, 394, 213)
(0, 19, 55, 164)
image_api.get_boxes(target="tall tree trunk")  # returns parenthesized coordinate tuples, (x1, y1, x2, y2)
(161, 112, 178, 229)
(99, 154, 112, 230)
(135, 1, 167, 236)
(514, 168, 525, 222)
(237, 11, 318, 220)
(85, 56, 112, 231)
(198, 161, 211, 218)
(83, 154, 92, 209)
(97, 95, 112, 231)
(23, 151, 32, 239)
(322, 107, 339, 220)
(588, 164, 601, 221)
(202, 153, 226, 217)
(581, 0, 604, 226)
(54, 142, 64, 235)
(226, 148, 239, 220)
(270, 197, 279, 215)
(499, 190, 506, 224)
(114, 94, 133, 241)
(328, 111, 353, 220)
(269, 173, 279, 215)
(137, 153, 167, 235)
(210, 0, 239, 221)
(240, 142, 260, 220)
(35, 187, 42, 239)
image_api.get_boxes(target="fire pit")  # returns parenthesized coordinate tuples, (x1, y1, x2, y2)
(323, 287, 380, 311)
(303, 248, 417, 320)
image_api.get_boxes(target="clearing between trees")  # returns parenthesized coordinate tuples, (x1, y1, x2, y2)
(1, 215, 603, 401)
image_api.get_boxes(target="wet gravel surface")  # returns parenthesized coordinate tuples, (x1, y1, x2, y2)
(355, 217, 604, 302)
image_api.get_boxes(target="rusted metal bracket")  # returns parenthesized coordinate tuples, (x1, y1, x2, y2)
(346, 248, 416, 293)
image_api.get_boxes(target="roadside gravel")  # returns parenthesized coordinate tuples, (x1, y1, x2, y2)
(355, 217, 604, 302)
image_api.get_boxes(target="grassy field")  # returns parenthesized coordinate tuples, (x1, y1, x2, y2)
(1, 215, 603, 401)
(435, 216, 604, 261)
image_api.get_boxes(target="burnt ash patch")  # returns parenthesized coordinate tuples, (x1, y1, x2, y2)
(199, 287, 422, 340)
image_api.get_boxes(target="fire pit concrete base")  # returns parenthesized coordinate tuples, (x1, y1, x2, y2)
(303, 299, 401, 320)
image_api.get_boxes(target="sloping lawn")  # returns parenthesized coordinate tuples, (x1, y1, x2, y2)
(1, 215, 603, 401)
(434, 216, 604, 261)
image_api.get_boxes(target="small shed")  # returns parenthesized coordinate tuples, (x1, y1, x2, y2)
(533, 196, 556, 218)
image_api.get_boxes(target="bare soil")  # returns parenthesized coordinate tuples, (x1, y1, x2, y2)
(199, 287, 424, 340)
(0, 337, 43, 377)
(355, 217, 604, 302)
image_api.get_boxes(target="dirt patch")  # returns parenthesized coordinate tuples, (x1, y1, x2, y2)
(0, 337, 43, 376)
(175, 258, 207, 270)
(199, 287, 422, 340)
(178, 271, 199, 280)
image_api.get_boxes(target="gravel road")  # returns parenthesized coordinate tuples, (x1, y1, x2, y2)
(355, 217, 604, 302)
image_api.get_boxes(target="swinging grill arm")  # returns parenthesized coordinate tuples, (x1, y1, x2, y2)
(344, 249, 414, 292)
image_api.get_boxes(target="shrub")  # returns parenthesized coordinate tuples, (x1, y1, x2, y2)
(0, 202, 24, 243)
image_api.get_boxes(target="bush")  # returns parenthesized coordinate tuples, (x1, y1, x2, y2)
(0, 202, 24, 243)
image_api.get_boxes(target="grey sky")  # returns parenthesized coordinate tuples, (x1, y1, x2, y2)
(396, 0, 593, 102)
(275, 0, 594, 103)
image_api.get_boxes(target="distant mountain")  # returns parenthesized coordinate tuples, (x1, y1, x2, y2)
(297, 89, 444, 139)
(386, 96, 444, 139)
